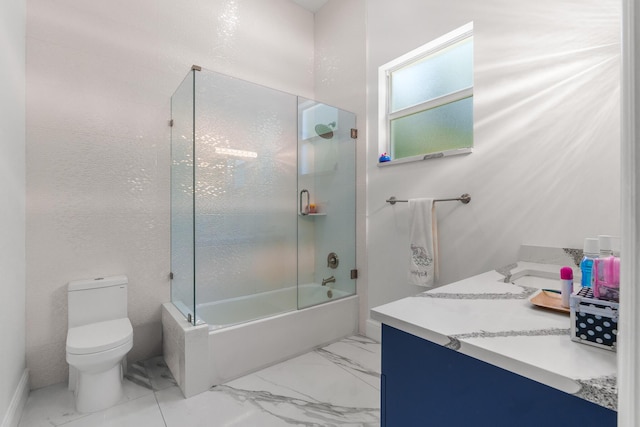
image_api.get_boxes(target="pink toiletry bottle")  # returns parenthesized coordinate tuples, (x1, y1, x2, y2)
(593, 256, 620, 301)
(560, 267, 573, 308)
(593, 235, 620, 301)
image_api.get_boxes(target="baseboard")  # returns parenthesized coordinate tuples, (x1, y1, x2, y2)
(1, 369, 29, 427)
(365, 318, 381, 343)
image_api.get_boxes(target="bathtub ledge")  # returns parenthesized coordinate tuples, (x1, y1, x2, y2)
(162, 303, 209, 398)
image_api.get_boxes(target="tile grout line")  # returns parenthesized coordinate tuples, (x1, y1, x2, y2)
(138, 359, 171, 427)
(153, 390, 170, 427)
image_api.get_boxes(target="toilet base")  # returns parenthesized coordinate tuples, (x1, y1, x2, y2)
(73, 362, 124, 413)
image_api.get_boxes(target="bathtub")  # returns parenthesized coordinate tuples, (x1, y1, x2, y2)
(162, 284, 358, 397)
(197, 283, 350, 329)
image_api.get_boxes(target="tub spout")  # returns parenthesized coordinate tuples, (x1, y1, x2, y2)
(322, 276, 336, 286)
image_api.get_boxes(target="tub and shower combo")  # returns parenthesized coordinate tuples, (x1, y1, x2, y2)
(162, 66, 358, 397)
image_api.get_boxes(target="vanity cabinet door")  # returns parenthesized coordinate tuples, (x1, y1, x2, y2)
(381, 325, 616, 427)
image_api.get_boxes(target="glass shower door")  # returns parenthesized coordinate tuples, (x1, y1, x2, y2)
(297, 99, 357, 309)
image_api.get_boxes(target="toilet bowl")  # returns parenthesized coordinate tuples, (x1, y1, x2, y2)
(66, 276, 133, 413)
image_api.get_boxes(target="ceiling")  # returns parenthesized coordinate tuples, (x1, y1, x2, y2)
(292, 0, 328, 13)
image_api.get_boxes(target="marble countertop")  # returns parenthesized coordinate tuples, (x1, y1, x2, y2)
(370, 261, 617, 411)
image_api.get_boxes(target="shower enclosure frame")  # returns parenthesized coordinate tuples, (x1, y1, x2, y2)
(170, 65, 357, 327)
(165, 65, 359, 397)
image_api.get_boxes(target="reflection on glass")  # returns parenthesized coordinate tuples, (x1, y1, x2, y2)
(193, 70, 298, 326)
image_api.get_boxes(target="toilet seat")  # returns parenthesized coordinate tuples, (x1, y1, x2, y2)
(67, 318, 132, 355)
(66, 339, 132, 371)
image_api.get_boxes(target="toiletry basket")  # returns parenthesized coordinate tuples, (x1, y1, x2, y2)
(569, 287, 618, 352)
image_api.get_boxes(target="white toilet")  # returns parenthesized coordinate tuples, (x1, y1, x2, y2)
(66, 275, 133, 413)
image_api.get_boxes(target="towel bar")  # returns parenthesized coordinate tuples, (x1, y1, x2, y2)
(386, 194, 471, 205)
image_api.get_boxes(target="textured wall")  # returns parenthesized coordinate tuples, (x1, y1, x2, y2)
(0, 0, 26, 418)
(26, 0, 314, 389)
(366, 0, 621, 313)
(313, 0, 367, 331)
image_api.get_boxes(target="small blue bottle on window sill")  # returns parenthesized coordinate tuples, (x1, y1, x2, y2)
(379, 153, 391, 163)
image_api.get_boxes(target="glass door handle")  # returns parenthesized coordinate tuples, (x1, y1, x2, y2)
(300, 189, 310, 215)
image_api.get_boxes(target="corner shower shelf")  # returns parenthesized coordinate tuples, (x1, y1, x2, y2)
(298, 213, 327, 217)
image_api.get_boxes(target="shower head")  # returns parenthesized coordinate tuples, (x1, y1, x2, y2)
(314, 122, 336, 139)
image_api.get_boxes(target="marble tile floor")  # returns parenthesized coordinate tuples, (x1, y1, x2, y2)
(18, 335, 381, 427)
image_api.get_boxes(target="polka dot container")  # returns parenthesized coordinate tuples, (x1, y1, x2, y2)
(570, 287, 618, 352)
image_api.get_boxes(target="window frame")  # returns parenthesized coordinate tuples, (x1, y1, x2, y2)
(378, 22, 474, 166)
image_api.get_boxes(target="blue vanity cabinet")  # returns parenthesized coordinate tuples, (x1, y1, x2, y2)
(381, 324, 616, 427)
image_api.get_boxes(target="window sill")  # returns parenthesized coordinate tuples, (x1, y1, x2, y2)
(377, 147, 472, 167)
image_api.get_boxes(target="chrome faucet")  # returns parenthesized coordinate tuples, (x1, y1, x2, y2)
(322, 276, 336, 286)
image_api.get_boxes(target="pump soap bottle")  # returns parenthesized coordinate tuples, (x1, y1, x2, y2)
(580, 238, 599, 289)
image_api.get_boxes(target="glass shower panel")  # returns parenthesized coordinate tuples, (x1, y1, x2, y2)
(170, 70, 196, 322)
(297, 99, 357, 309)
(193, 69, 298, 324)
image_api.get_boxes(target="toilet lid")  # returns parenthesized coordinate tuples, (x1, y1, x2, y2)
(66, 318, 133, 355)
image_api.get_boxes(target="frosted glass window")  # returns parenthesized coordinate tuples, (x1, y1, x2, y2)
(390, 38, 473, 113)
(391, 97, 473, 159)
(379, 23, 474, 163)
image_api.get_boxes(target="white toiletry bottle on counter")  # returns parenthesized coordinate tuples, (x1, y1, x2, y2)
(598, 235, 614, 257)
(560, 266, 573, 308)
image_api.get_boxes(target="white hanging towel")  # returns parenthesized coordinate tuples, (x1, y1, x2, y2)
(408, 198, 439, 287)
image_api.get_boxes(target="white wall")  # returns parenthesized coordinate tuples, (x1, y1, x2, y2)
(26, 0, 315, 389)
(314, 0, 367, 331)
(0, 0, 27, 422)
(366, 0, 621, 316)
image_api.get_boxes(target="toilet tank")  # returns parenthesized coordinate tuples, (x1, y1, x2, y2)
(68, 276, 128, 328)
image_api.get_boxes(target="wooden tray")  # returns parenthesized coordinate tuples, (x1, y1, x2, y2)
(529, 289, 570, 314)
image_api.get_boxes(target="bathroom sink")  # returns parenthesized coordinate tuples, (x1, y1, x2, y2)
(508, 264, 568, 291)
(509, 267, 573, 313)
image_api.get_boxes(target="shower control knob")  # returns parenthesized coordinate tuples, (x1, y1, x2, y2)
(327, 252, 339, 269)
